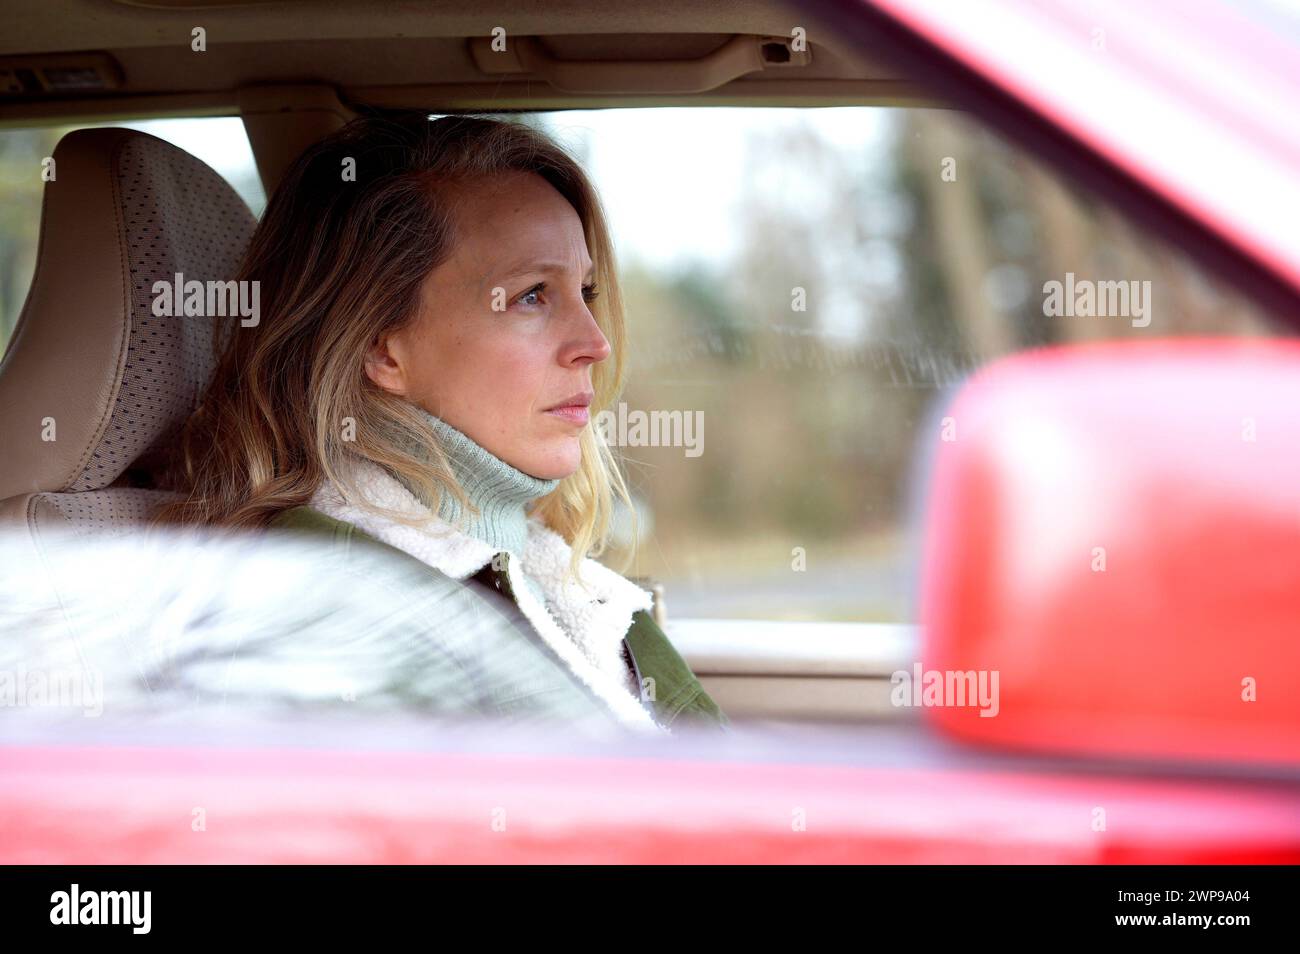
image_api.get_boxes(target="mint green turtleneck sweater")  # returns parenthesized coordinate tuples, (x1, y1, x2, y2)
(390, 407, 561, 602)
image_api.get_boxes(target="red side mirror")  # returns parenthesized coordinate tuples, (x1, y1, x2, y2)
(920, 338, 1300, 767)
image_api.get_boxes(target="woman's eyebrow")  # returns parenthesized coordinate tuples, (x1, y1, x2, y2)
(497, 260, 596, 282)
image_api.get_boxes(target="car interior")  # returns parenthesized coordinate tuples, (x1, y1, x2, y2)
(1, 0, 1298, 878)
(0, 0, 1285, 735)
(0, 0, 946, 727)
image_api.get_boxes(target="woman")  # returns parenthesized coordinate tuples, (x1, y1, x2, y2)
(155, 113, 728, 735)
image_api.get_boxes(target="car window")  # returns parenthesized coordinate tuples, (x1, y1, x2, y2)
(0, 106, 1276, 632)
(485, 108, 1274, 623)
(0, 525, 630, 739)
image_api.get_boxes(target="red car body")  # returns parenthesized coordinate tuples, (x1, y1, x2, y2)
(3, 0, 1298, 863)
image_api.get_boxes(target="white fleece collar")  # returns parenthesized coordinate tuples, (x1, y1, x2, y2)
(309, 458, 665, 734)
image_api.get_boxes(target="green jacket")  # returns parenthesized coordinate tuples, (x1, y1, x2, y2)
(267, 505, 729, 733)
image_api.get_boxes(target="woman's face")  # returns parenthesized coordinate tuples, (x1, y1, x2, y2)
(364, 170, 611, 480)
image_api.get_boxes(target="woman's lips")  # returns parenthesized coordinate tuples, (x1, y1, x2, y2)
(545, 405, 590, 425)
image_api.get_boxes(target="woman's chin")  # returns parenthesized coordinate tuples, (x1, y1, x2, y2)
(519, 438, 582, 481)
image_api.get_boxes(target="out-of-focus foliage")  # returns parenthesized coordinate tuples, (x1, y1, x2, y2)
(585, 110, 1272, 620)
(0, 125, 64, 343)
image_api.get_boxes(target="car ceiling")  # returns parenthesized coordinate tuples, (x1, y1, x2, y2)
(0, 0, 933, 122)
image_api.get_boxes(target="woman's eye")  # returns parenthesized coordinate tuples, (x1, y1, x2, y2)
(513, 281, 598, 309)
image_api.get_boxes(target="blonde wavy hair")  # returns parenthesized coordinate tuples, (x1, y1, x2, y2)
(153, 112, 639, 581)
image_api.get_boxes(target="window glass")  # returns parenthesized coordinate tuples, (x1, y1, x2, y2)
(504, 108, 1273, 622)
(1, 107, 1275, 625)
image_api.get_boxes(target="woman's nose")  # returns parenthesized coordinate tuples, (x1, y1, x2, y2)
(586, 322, 612, 363)
(569, 302, 611, 364)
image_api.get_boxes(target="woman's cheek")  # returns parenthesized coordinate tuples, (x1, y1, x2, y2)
(493, 335, 552, 382)
(499, 306, 553, 339)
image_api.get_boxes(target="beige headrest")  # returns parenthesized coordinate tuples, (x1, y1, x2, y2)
(0, 127, 256, 502)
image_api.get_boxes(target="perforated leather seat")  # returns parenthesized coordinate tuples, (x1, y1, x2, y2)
(0, 128, 256, 548)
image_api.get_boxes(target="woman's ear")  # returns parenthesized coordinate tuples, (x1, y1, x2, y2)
(363, 330, 408, 396)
